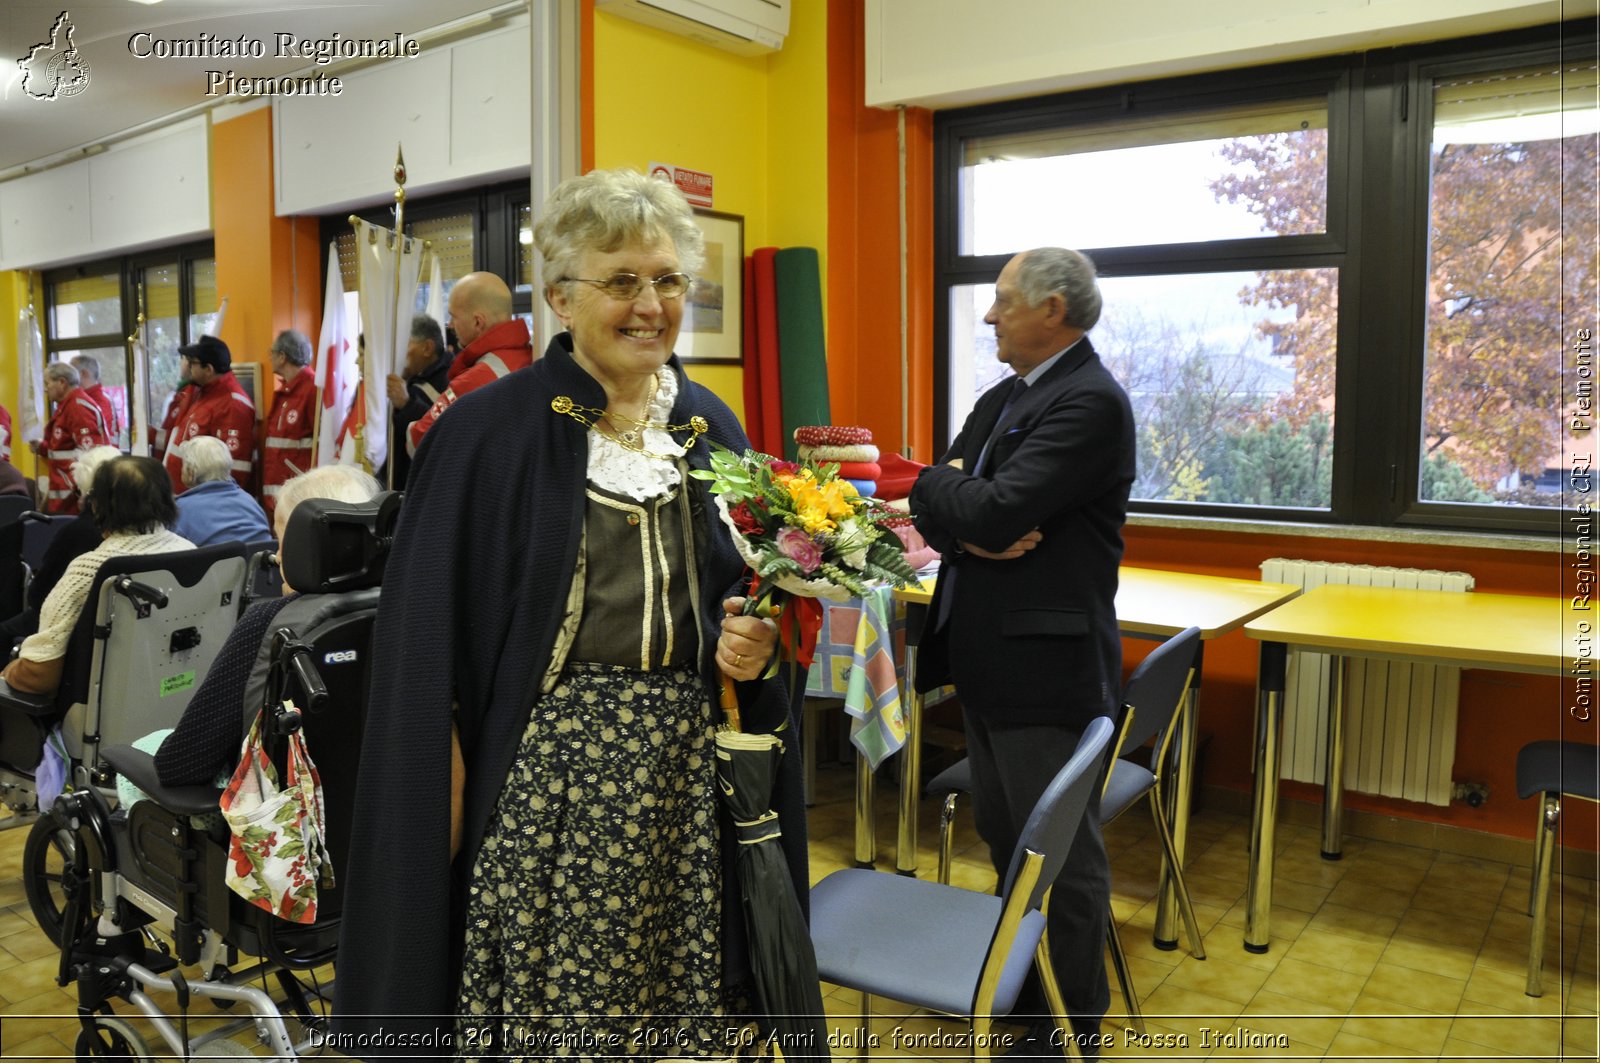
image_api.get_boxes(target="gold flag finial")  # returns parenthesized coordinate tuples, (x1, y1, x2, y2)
(393, 143, 408, 250)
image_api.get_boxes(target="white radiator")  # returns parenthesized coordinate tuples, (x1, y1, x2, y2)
(1260, 559, 1475, 807)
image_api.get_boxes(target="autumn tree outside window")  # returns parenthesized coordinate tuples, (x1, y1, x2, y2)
(933, 21, 1597, 533)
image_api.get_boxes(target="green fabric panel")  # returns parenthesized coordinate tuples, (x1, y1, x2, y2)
(773, 247, 830, 460)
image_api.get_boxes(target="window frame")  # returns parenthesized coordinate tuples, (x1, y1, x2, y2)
(932, 20, 1595, 534)
(42, 240, 216, 446)
(322, 179, 534, 330)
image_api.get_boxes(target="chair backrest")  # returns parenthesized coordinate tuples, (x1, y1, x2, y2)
(1113, 626, 1202, 761)
(258, 590, 381, 925)
(20, 512, 74, 575)
(0, 518, 26, 627)
(231, 495, 397, 950)
(61, 543, 252, 773)
(1000, 715, 1116, 913)
(0, 495, 34, 526)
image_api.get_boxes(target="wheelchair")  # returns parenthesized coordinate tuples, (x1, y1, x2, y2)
(0, 541, 253, 834)
(26, 493, 398, 1061)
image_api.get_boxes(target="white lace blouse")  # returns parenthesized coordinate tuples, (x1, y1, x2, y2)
(584, 366, 689, 501)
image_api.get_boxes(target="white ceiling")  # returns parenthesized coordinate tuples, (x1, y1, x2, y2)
(0, 0, 520, 176)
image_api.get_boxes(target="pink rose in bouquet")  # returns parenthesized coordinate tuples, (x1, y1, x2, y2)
(775, 526, 823, 574)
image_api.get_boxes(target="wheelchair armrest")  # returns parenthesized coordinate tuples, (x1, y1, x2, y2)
(0, 674, 57, 717)
(102, 745, 225, 818)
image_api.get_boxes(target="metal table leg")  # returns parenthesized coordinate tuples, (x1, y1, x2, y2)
(1321, 655, 1348, 860)
(895, 643, 924, 876)
(1154, 643, 1203, 949)
(854, 748, 876, 868)
(1245, 640, 1287, 953)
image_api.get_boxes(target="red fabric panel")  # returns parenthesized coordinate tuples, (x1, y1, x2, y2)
(752, 247, 785, 458)
(740, 255, 763, 447)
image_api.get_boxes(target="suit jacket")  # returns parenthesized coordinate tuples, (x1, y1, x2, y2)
(910, 337, 1134, 728)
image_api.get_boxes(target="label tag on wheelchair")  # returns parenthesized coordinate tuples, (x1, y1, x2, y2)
(160, 671, 197, 697)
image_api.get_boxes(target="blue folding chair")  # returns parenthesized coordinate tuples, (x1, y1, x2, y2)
(810, 715, 1114, 1060)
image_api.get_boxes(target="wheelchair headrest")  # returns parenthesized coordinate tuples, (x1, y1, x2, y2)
(282, 492, 402, 593)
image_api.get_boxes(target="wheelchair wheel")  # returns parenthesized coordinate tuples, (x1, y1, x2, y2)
(74, 1015, 153, 1060)
(22, 813, 84, 946)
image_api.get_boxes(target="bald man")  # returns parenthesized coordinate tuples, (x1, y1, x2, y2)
(406, 272, 535, 454)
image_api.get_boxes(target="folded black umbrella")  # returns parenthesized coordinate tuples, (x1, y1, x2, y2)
(715, 729, 830, 1063)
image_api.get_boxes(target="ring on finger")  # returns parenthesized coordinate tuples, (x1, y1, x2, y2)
(734, 652, 746, 667)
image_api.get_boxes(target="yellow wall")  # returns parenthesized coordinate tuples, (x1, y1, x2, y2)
(0, 271, 44, 482)
(591, 3, 830, 417)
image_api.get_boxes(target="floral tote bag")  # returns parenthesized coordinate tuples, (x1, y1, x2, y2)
(220, 703, 334, 924)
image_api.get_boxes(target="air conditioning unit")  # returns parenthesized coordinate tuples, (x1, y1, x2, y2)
(596, 0, 789, 56)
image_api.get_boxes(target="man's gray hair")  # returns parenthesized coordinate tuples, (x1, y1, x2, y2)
(181, 436, 233, 487)
(534, 168, 705, 287)
(1015, 247, 1103, 331)
(69, 354, 102, 382)
(275, 464, 381, 528)
(45, 361, 80, 388)
(411, 313, 445, 354)
(270, 329, 313, 367)
(71, 445, 122, 496)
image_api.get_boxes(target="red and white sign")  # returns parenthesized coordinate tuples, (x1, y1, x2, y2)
(648, 161, 713, 208)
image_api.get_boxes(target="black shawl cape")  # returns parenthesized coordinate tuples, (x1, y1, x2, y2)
(333, 334, 807, 1047)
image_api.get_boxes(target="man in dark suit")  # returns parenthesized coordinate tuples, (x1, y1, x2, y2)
(910, 247, 1135, 1054)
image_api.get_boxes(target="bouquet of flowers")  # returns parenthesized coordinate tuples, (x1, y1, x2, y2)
(693, 446, 920, 616)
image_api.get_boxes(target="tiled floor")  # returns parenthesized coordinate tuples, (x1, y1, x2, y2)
(0, 760, 1595, 1060)
(805, 758, 1600, 1061)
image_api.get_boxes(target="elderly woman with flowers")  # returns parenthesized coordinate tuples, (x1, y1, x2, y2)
(336, 169, 807, 1058)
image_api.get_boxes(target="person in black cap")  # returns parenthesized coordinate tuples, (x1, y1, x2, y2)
(162, 335, 257, 494)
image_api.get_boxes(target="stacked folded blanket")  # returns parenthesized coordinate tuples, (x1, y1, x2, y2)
(795, 425, 879, 498)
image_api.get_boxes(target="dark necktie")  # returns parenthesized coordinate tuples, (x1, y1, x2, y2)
(972, 376, 1028, 477)
(936, 375, 1028, 630)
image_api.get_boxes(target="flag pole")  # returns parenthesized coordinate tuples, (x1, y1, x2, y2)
(125, 282, 145, 455)
(388, 144, 407, 491)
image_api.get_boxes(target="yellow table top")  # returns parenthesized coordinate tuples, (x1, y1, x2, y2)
(1243, 583, 1574, 673)
(892, 567, 1303, 640)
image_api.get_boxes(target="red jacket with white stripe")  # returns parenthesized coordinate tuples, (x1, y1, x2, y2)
(154, 384, 193, 459)
(260, 369, 318, 518)
(406, 319, 533, 455)
(42, 386, 110, 514)
(83, 382, 119, 440)
(0, 403, 12, 463)
(164, 372, 257, 493)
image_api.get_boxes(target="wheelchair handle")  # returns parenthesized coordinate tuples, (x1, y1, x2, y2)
(269, 629, 329, 714)
(113, 576, 169, 609)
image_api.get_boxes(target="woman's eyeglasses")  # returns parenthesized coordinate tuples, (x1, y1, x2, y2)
(561, 272, 693, 301)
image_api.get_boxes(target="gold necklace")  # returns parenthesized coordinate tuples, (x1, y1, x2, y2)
(551, 396, 709, 458)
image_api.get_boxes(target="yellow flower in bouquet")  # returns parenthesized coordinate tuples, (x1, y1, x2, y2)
(786, 472, 858, 535)
(691, 446, 917, 604)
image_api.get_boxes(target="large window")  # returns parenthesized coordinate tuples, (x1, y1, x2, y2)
(935, 22, 1597, 532)
(44, 243, 216, 451)
(1416, 60, 1598, 509)
(327, 181, 533, 349)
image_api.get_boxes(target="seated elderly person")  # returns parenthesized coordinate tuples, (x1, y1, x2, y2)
(3, 445, 122, 639)
(1, 456, 192, 694)
(172, 436, 271, 547)
(154, 464, 381, 787)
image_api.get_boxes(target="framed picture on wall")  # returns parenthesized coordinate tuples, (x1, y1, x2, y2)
(677, 209, 744, 364)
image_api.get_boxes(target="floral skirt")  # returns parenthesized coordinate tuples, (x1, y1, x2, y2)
(455, 661, 735, 1061)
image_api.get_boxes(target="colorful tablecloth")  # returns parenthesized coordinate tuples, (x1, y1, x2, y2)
(804, 585, 908, 770)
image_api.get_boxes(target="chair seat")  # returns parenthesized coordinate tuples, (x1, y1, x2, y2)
(811, 867, 1043, 1017)
(1516, 741, 1600, 801)
(926, 758, 971, 800)
(1101, 762, 1155, 823)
